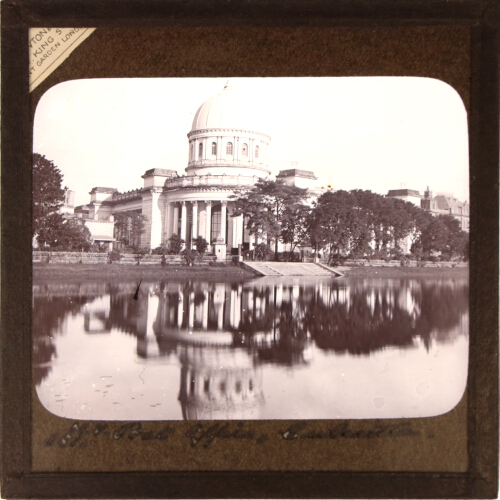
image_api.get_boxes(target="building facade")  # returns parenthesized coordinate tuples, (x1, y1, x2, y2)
(76, 82, 320, 257)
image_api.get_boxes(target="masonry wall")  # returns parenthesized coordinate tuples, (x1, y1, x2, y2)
(33, 252, 218, 265)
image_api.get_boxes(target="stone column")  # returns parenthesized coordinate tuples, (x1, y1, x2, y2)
(173, 204, 179, 235)
(164, 201, 171, 242)
(180, 201, 187, 245)
(221, 201, 227, 244)
(191, 201, 198, 241)
(141, 189, 163, 250)
(93, 202, 101, 220)
(232, 214, 243, 248)
(205, 201, 212, 244)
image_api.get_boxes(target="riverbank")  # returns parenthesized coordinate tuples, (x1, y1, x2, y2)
(33, 263, 256, 282)
(340, 266, 468, 279)
(33, 262, 468, 282)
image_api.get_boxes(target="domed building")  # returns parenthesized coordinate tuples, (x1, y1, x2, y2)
(78, 81, 320, 256)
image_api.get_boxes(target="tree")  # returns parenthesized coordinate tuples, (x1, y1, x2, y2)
(232, 179, 309, 259)
(36, 213, 92, 251)
(32, 153, 65, 236)
(309, 190, 369, 263)
(281, 204, 311, 254)
(413, 214, 468, 261)
(32, 153, 92, 251)
(113, 211, 147, 250)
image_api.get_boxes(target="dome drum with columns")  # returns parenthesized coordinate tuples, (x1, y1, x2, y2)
(79, 81, 320, 256)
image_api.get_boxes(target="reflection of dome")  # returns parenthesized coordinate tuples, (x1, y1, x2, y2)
(177, 344, 265, 420)
(186, 81, 271, 177)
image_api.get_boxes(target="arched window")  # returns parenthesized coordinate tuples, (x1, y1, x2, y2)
(226, 142, 233, 155)
(198, 143, 203, 159)
(242, 143, 248, 157)
(255, 145, 260, 158)
(212, 142, 217, 155)
(190, 144, 193, 159)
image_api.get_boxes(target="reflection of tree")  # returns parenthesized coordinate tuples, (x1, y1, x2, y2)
(306, 281, 468, 355)
(306, 296, 415, 354)
(107, 293, 144, 336)
(33, 295, 90, 385)
(256, 300, 309, 366)
(415, 282, 469, 349)
(231, 286, 309, 366)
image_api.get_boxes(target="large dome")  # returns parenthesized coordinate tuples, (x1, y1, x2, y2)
(186, 81, 271, 178)
(191, 81, 262, 133)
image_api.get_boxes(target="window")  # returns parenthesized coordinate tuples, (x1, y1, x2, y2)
(242, 143, 248, 157)
(198, 143, 203, 158)
(190, 144, 193, 159)
(226, 142, 233, 155)
(211, 206, 221, 242)
(255, 145, 259, 158)
(212, 142, 217, 155)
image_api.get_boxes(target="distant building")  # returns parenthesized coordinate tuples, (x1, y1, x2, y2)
(276, 168, 323, 196)
(386, 188, 422, 207)
(386, 186, 469, 254)
(59, 189, 75, 215)
(387, 186, 469, 233)
(421, 187, 470, 232)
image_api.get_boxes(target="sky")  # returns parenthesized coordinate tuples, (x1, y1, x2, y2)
(33, 77, 469, 208)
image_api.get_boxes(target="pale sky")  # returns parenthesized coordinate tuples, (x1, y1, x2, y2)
(33, 77, 469, 208)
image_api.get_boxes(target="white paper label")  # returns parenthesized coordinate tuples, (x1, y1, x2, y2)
(29, 28, 96, 92)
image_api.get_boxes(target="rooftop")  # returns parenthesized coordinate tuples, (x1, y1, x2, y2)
(277, 169, 317, 180)
(89, 187, 118, 194)
(142, 168, 178, 178)
(387, 189, 422, 198)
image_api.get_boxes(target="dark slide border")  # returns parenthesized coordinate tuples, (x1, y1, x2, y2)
(2, 1, 499, 498)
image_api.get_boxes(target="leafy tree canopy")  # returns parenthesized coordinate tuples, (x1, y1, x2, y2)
(33, 153, 65, 236)
(232, 179, 309, 257)
(33, 153, 93, 251)
(113, 211, 147, 250)
(36, 213, 92, 251)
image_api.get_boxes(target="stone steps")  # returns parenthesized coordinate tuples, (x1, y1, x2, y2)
(242, 261, 342, 277)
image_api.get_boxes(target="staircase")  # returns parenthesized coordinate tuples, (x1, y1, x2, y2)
(242, 261, 343, 277)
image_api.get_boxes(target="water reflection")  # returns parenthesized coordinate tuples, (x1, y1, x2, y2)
(33, 277, 468, 420)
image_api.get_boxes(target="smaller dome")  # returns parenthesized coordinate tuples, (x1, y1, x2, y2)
(191, 81, 262, 132)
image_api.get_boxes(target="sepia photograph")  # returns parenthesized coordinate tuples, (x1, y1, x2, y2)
(2, 1, 498, 496)
(33, 77, 469, 421)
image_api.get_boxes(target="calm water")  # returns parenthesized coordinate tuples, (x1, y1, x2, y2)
(34, 276, 469, 420)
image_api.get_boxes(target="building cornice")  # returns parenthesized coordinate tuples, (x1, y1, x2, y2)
(187, 128, 271, 142)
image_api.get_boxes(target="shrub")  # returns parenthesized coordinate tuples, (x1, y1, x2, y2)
(254, 243, 273, 261)
(161, 254, 167, 267)
(192, 236, 209, 255)
(181, 248, 199, 266)
(400, 256, 410, 267)
(277, 251, 301, 262)
(152, 244, 168, 255)
(168, 234, 185, 254)
(108, 249, 122, 263)
(135, 247, 149, 264)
